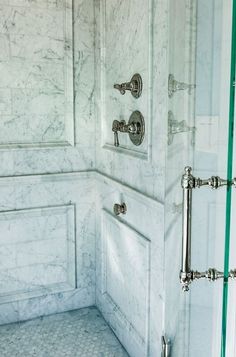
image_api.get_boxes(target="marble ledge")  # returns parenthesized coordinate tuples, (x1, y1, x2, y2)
(0, 170, 164, 206)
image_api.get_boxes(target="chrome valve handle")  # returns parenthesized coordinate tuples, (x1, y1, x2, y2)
(168, 111, 196, 145)
(114, 74, 142, 98)
(112, 111, 145, 147)
(168, 74, 196, 98)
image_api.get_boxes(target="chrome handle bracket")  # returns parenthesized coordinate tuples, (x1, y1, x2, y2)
(181, 167, 234, 191)
(114, 73, 142, 98)
(180, 268, 236, 291)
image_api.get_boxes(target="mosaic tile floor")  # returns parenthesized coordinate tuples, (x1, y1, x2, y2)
(0, 307, 129, 357)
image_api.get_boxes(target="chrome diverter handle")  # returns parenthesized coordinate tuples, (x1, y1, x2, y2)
(114, 73, 142, 98)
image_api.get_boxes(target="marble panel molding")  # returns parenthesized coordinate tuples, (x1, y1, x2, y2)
(0, 171, 96, 326)
(95, 0, 168, 201)
(95, 173, 165, 357)
(0, 204, 76, 304)
(0, 0, 74, 148)
(101, 210, 151, 357)
(98, 0, 153, 160)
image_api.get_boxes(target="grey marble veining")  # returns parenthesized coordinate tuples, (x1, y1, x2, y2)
(0, 0, 96, 175)
(95, 0, 168, 201)
(0, 1, 168, 357)
(94, 0, 168, 355)
(0, 307, 129, 357)
(0, 172, 96, 326)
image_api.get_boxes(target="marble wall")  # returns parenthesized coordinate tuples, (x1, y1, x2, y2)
(0, 173, 96, 325)
(0, 0, 95, 176)
(0, 0, 73, 147)
(95, 0, 168, 201)
(94, 0, 168, 356)
(0, 1, 171, 356)
(0, 0, 97, 326)
(95, 174, 165, 357)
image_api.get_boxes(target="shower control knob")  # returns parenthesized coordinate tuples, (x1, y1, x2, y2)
(114, 73, 142, 98)
(112, 111, 145, 147)
(113, 203, 127, 216)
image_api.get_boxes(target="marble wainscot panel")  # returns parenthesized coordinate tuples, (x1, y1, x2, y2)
(0, 1, 73, 147)
(95, 174, 165, 357)
(95, 0, 168, 201)
(0, 172, 96, 325)
(0, 0, 95, 176)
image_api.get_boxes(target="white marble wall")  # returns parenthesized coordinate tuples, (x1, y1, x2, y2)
(95, 0, 168, 202)
(0, 0, 95, 176)
(94, 0, 168, 356)
(0, 0, 97, 325)
(0, 0, 73, 147)
(95, 174, 164, 357)
(0, 172, 96, 325)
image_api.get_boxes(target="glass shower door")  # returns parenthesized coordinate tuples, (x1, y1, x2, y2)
(165, 0, 236, 356)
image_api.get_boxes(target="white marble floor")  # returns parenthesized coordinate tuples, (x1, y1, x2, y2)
(0, 307, 129, 357)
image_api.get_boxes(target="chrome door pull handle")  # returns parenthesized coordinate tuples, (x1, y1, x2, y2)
(180, 166, 236, 291)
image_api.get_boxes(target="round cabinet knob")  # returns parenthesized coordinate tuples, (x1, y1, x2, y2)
(113, 203, 127, 216)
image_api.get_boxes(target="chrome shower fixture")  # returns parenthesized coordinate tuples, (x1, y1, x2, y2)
(112, 111, 145, 147)
(168, 110, 196, 145)
(168, 74, 196, 98)
(114, 73, 142, 98)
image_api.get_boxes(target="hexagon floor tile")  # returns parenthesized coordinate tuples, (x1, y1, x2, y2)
(0, 307, 129, 356)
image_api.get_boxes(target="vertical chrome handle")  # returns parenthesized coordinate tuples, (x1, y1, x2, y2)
(180, 166, 236, 291)
(180, 167, 194, 291)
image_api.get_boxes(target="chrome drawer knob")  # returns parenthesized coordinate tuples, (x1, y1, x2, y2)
(113, 203, 127, 216)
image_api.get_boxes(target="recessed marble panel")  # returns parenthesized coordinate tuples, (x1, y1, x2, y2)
(0, 172, 96, 325)
(0, 1, 73, 148)
(101, 210, 150, 353)
(0, 205, 75, 302)
(99, 0, 151, 157)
